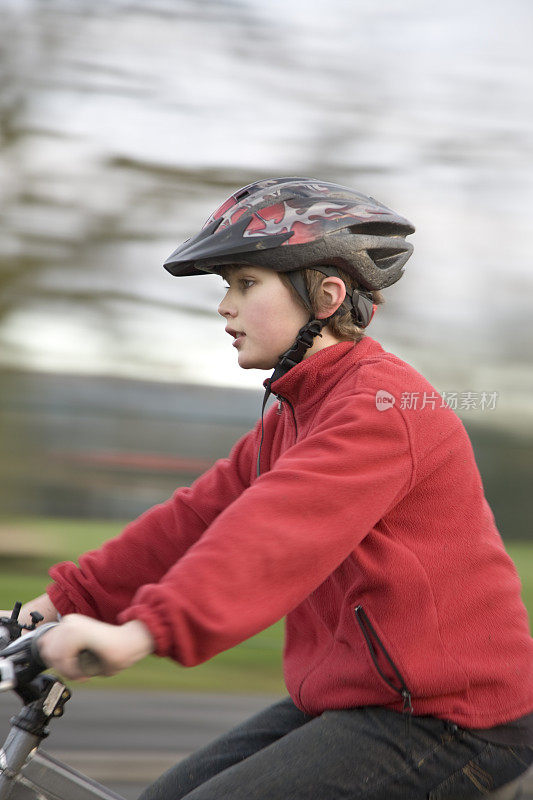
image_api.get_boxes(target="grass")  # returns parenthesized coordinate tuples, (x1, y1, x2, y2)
(507, 542, 533, 619)
(0, 517, 285, 694)
(0, 517, 531, 693)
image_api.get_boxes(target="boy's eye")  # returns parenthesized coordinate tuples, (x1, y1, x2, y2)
(222, 277, 255, 291)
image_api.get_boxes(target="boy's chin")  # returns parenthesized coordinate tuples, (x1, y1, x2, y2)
(237, 354, 277, 371)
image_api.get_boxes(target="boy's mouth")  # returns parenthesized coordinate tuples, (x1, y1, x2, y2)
(225, 327, 246, 349)
(225, 327, 246, 341)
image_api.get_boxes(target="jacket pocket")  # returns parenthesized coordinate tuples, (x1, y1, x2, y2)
(354, 604, 413, 714)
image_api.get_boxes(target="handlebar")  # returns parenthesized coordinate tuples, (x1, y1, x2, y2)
(0, 617, 106, 692)
(0, 624, 54, 692)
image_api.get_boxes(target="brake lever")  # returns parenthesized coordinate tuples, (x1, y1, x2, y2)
(0, 603, 45, 656)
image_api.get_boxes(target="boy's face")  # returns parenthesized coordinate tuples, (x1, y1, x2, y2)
(217, 265, 310, 370)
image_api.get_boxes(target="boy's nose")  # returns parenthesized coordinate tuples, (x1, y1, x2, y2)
(218, 295, 236, 318)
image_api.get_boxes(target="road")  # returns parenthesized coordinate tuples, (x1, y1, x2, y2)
(1, 690, 532, 799)
(0, 689, 276, 799)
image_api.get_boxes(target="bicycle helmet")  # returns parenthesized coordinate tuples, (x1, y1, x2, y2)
(164, 177, 414, 380)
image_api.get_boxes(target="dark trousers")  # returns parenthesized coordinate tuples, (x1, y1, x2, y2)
(138, 696, 533, 799)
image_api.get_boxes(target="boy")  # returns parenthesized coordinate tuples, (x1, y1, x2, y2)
(11, 179, 533, 798)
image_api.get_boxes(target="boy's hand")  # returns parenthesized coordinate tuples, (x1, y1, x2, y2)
(37, 614, 154, 680)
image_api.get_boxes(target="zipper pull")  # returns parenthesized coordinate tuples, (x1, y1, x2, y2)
(277, 398, 283, 415)
(402, 689, 413, 715)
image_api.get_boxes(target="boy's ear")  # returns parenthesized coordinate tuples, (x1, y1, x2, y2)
(316, 277, 346, 319)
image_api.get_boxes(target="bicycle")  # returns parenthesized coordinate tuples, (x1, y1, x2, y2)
(0, 603, 531, 800)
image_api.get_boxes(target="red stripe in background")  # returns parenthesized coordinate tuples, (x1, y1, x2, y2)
(52, 451, 215, 473)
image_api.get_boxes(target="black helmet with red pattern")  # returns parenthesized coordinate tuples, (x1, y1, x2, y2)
(164, 177, 414, 295)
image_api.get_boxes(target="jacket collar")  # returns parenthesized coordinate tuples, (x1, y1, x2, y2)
(266, 336, 381, 410)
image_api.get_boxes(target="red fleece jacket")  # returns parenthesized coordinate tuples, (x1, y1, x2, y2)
(48, 338, 533, 728)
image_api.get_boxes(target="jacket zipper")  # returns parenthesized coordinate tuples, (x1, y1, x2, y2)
(256, 394, 298, 477)
(355, 605, 413, 736)
(276, 394, 298, 436)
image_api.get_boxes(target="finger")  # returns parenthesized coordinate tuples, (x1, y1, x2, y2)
(51, 656, 86, 681)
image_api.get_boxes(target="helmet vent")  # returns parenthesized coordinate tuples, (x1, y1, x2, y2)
(368, 248, 405, 269)
(349, 222, 414, 237)
(234, 188, 250, 201)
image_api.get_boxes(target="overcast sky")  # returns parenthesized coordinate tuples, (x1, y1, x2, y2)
(1, 0, 532, 426)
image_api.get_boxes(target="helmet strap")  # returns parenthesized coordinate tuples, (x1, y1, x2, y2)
(268, 318, 328, 387)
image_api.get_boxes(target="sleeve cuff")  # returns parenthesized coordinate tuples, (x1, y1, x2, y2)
(46, 581, 78, 617)
(118, 605, 171, 660)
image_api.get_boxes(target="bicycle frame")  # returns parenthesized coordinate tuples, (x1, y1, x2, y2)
(1, 736, 125, 800)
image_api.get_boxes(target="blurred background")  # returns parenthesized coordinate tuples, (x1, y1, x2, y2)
(0, 0, 532, 696)
(1, 6, 532, 796)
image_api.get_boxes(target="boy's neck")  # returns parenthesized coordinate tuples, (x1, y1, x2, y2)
(304, 326, 347, 360)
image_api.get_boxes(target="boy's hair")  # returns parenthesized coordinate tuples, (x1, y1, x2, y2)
(279, 269, 384, 343)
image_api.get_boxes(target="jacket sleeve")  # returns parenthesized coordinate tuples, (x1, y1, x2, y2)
(47, 424, 259, 622)
(117, 392, 414, 664)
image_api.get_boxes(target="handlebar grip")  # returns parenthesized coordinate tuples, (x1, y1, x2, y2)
(77, 648, 105, 677)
